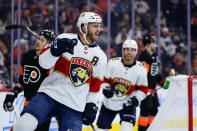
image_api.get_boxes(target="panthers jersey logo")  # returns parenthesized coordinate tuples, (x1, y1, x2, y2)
(113, 78, 131, 97)
(70, 57, 92, 87)
(23, 65, 41, 84)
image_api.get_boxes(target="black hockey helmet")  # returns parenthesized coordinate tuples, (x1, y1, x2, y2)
(39, 29, 56, 43)
(142, 34, 156, 46)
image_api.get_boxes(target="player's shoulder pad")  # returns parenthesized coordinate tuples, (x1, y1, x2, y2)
(57, 33, 77, 39)
(99, 49, 108, 65)
(108, 57, 121, 65)
(111, 57, 121, 61)
(94, 46, 107, 60)
(136, 60, 146, 69)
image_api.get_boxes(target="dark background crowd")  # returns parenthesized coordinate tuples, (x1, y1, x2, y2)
(0, 0, 197, 89)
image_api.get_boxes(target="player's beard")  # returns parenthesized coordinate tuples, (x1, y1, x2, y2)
(92, 34, 99, 42)
(123, 54, 134, 62)
(87, 28, 99, 43)
(87, 33, 98, 43)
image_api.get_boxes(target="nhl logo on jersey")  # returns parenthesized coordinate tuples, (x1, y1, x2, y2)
(70, 57, 92, 87)
(113, 78, 131, 97)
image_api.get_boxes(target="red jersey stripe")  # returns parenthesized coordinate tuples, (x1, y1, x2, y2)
(103, 77, 113, 88)
(136, 85, 148, 94)
(126, 85, 136, 95)
(54, 56, 70, 77)
(89, 77, 102, 92)
(40, 46, 50, 55)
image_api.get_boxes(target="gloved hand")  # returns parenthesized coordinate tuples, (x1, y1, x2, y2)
(50, 37, 78, 56)
(123, 96, 139, 112)
(81, 103, 98, 125)
(103, 86, 114, 98)
(3, 91, 17, 112)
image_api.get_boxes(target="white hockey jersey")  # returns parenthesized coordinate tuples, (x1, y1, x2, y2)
(102, 57, 148, 111)
(38, 33, 107, 112)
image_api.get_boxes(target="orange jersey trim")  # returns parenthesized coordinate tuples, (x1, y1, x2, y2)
(24, 100, 30, 107)
(20, 66, 24, 75)
(138, 116, 148, 127)
(147, 116, 154, 125)
(145, 63, 150, 72)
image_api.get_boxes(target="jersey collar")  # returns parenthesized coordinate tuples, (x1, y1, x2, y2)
(121, 58, 136, 68)
(78, 35, 98, 48)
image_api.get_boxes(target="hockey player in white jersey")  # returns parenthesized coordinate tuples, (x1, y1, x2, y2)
(13, 12, 107, 131)
(96, 39, 148, 131)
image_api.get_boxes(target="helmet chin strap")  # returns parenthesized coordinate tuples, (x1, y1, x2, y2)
(82, 25, 91, 45)
(82, 33, 91, 45)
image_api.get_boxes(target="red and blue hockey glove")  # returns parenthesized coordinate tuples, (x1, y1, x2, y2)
(123, 96, 139, 112)
(50, 37, 77, 56)
(81, 103, 98, 125)
(103, 86, 114, 98)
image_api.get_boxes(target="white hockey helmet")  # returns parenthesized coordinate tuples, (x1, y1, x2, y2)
(122, 39, 138, 53)
(77, 12, 102, 34)
(122, 39, 138, 58)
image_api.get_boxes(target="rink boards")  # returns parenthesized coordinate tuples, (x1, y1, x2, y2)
(0, 87, 168, 131)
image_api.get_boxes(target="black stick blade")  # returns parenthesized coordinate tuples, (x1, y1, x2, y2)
(5, 25, 24, 30)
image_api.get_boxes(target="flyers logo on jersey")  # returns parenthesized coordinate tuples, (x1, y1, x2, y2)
(70, 58, 92, 87)
(23, 65, 41, 84)
(113, 78, 131, 97)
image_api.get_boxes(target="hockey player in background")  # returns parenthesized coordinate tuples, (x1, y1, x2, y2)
(137, 35, 166, 131)
(96, 39, 148, 131)
(3, 29, 56, 131)
(13, 12, 107, 131)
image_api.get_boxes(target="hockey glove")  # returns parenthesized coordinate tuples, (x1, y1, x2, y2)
(103, 86, 114, 98)
(3, 91, 17, 112)
(50, 37, 78, 56)
(123, 96, 139, 112)
(81, 103, 98, 125)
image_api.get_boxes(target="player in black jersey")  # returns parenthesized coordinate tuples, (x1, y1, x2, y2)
(3, 29, 56, 131)
(137, 35, 165, 131)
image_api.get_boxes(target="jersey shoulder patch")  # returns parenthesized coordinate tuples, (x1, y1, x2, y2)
(111, 57, 121, 61)
(136, 61, 146, 68)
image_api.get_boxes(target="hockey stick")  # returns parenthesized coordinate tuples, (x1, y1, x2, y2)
(90, 124, 96, 131)
(5, 24, 38, 37)
(147, 74, 175, 95)
(147, 86, 163, 95)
